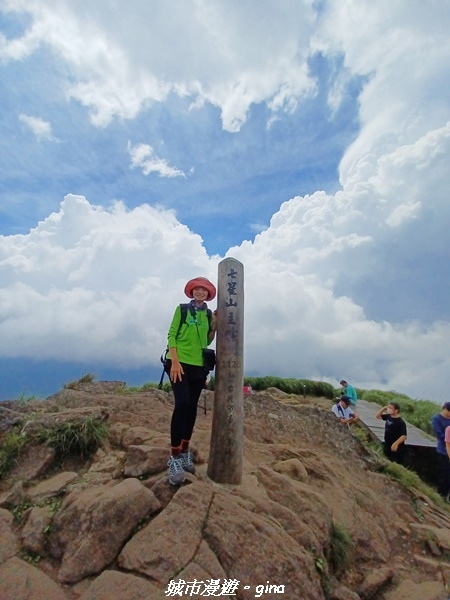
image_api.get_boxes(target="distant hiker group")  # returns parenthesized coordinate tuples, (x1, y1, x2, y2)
(331, 384, 450, 501)
(332, 382, 408, 464)
(332, 379, 360, 426)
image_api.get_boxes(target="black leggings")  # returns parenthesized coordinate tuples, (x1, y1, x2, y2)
(166, 361, 207, 448)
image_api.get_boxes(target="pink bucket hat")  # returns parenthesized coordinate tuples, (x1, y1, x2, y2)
(184, 277, 216, 301)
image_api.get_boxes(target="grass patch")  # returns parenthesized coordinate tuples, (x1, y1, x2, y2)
(63, 373, 96, 390)
(15, 393, 37, 405)
(241, 377, 335, 398)
(20, 548, 41, 565)
(327, 521, 354, 575)
(35, 417, 108, 459)
(11, 498, 33, 524)
(380, 460, 446, 508)
(0, 431, 29, 477)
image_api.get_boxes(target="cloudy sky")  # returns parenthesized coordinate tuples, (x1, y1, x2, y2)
(1, 0, 449, 402)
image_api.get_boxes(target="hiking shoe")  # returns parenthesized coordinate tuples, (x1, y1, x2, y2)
(167, 456, 185, 485)
(180, 451, 195, 474)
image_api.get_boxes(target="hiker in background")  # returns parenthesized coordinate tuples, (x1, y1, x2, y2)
(339, 380, 358, 405)
(375, 402, 408, 464)
(332, 395, 360, 425)
(431, 402, 450, 500)
(165, 277, 217, 485)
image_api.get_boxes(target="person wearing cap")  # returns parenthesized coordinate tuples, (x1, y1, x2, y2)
(431, 402, 450, 500)
(332, 395, 360, 425)
(375, 402, 407, 464)
(165, 277, 217, 485)
(339, 380, 358, 406)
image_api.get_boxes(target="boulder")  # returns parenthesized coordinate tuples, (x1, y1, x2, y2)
(27, 472, 79, 503)
(123, 445, 169, 477)
(122, 427, 157, 448)
(21, 506, 53, 555)
(0, 508, 18, 564)
(87, 450, 124, 478)
(192, 539, 227, 579)
(329, 581, 361, 600)
(204, 489, 324, 600)
(410, 523, 450, 551)
(255, 465, 331, 546)
(107, 422, 129, 447)
(273, 457, 309, 483)
(0, 557, 67, 600)
(358, 567, 395, 599)
(118, 481, 213, 583)
(413, 554, 450, 580)
(79, 570, 166, 600)
(8, 444, 56, 482)
(383, 578, 447, 600)
(0, 481, 25, 508)
(49, 478, 161, 583)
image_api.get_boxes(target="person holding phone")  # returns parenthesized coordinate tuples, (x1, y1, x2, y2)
(332, 395, 359, 425)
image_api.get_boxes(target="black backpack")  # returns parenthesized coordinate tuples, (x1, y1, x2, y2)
(158, 304, 212, 389)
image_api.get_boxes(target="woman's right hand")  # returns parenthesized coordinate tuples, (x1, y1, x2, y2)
(170, 359, 184, 383)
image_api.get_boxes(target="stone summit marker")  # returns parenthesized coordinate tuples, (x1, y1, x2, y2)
(207, 258, 244, 485)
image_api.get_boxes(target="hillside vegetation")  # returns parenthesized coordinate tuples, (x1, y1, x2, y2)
(142, 376, 440, 436)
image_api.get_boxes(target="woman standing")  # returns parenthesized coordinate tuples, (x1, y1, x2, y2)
(165, 277, 217, 485)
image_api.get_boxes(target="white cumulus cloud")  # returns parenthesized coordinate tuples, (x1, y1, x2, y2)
(0, 194, 216, 366)
(19, 114, 57, 141)
(0, 0, 317, 131)
(128, 142, 185, 178)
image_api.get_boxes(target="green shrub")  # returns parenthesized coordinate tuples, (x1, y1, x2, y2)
(0, 431, 29, 477)
(11, 498, 33, 524)
(35, 417, 108, 459)
(15, 393, 37, 404)
(327, 521, 354, 574)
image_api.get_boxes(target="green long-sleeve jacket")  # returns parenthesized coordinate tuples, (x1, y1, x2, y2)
(167, 304, 211, 366)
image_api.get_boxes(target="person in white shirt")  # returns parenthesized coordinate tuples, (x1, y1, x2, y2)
(332, 395, 360, 425)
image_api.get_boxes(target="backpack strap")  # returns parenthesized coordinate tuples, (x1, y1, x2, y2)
(178, 303, 189, 334)
(179, 303, 212, 333)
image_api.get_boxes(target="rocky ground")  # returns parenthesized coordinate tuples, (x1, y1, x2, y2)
(0, 382, 449, 600)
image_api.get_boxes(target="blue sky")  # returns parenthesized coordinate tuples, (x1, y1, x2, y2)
(1, 1, 449, 402)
